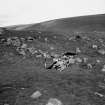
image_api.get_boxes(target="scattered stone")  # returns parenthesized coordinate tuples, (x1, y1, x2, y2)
(98, 82, 105, 89)
(4, 37, 21, 47)
(16, 47, 26, 56)
(21, 43, 27, 49)
(68, 36, 75, 40)
(4, 104, 9, 105)
(98, 49, 105, 55)
(43, 52, 50, 58)
(53, 36, 57, 39)
(83, 57, 88, 63)
(28, 47, 37, 54)
(94, 92, 104, 97)
(92, 44, 98, 49)
(75, 57, 82, 63)
(12, 38, 21, 47)
(45, 37, 48, 42)
(36, 54, 42, 58)
(50, 46, 55, 50)
(87, 63, 92, 69)
(96, 59, 101, 63)
(76, 47, 81, 53)
(98, 38, 104, 43)
(6, 37, 12, 45)
(30, 90, 42, 99)
(0, 38, 7, 44)
(46, 98, 62, 105)
(50, 53, 60, 58)
(101, 65, 105, 72)
(20, 37, 26, 42)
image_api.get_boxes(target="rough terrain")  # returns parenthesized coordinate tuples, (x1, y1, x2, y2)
(0, 14, 105, 105)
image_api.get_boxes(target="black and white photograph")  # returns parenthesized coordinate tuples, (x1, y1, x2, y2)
(0, 0, 105, 105)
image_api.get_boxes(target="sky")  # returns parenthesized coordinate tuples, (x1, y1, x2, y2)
(0, 0, 105, 26)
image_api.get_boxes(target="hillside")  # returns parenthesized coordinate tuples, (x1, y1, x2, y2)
(6, 14, 105, 34)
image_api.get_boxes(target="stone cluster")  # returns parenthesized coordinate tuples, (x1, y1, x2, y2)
(1, 32, 105, 73)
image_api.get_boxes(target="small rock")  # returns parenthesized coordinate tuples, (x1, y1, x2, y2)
(94, 92, 104, 97)
(83, 57, 88, 63)
(76, 48, 81, 53)
(75, 57, 82, 63)
(87, 63, 92, 69)
(98, 49, 105, 55)
(46, 98, 62, 105)
(21, 43, 27, 49)
(92, 44, 98, 49)
(7, 38, 12, 45)
(45, 37, 48, 41)
(102, 65, 105, 72)
(28, 47, 37, 54)
(96, 59, 101, 63)
(4, 104, 9, 105)
(30, 90, 42, 99)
